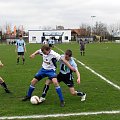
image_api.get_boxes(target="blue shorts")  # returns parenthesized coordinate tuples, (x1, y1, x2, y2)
(34, 68, 57, 81)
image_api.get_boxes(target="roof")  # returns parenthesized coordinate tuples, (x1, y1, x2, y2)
(71, 29, 86, 36)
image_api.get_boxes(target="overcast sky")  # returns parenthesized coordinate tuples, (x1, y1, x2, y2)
(0, 0, 120, 30)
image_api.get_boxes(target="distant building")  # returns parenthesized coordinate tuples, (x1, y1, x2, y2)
(71, 29, 87, 40)
(28, 29, 71, 43)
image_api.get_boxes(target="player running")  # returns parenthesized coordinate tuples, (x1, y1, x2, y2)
(0, 60, 10, 93)
(15, 35, 26, 64)
(22, 45, 75, 107)
(40, 49, 86, 103)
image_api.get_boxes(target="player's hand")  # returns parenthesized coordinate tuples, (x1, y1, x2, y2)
(77, 78, 80, 84)
(30, 54, 35, 59)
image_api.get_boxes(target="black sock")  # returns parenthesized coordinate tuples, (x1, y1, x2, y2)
(81, 52, 82, 56)
(17, 58, 19, 63)
(76, 91, 85, 96)
(23, 58, 25, 64)
(41, 84, 49, 98)
(1, 82, 8, 90)
(83, 52, 85, 56)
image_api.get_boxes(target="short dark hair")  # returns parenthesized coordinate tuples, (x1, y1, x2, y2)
(19, 34, 22, 37)
(65, 49, 72, 57)
(41, 45, 51, 52)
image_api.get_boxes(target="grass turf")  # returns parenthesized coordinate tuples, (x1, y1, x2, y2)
(0, 42, 120, 119)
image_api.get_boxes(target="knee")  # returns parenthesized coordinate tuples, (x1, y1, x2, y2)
(31, 79, 38, 86)
(53, 81, 59, 87)
(52, 78, 59, 87)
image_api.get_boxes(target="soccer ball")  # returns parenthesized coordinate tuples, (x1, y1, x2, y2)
(30, 96, 40, 105)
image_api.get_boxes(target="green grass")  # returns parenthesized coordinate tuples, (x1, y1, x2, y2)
(0, 42, 120, 119)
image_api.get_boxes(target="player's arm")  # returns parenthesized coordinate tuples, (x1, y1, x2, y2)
(24, 46, 26, 52)
(61, 57, 76, 72)
(30, 50, 41, 59)
(71, 59, 80, 84)
(75, 69, 81, 84)
(24, 42, 27, 52)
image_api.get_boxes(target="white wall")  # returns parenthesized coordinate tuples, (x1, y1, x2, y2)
(29, 30, 71, 43)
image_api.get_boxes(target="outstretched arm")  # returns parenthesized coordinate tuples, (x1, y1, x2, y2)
(75, 69, 81, 84)
(30, 50, 40, 59)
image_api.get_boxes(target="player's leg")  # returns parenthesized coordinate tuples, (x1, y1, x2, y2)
(69, 87, 86, 101)
(22, 68, 44, 101)
(80, 48, 83, 56)
(17, 54, 20, 64)
(22, 54, 25, 64)
(0, 77, 10, 93)
(40, 73, 62, 102)
(52, 78, 65, 107)
(63, 74, 86, 101)
(83, 48, 85, 56)
(22, 78, 38, 101)
(40, 80, 52, 102)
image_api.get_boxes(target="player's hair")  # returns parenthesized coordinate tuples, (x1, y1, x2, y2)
(41, 45, 51, 52)
(65, 49, 72, 57)
(19, 34, 22, 37)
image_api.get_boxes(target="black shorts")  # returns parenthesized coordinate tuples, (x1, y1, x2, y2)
(80, 47, 85, 51)
(57, 72, 74, 87)
(18, 52, 24, 55)
(49, 44, 52, 47)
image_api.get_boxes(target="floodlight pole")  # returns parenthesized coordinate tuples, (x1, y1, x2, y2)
(91, 16, 96, 37)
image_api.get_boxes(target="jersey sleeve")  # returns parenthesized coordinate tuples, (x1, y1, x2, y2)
(52, 51, 61, 61)
(71, 58, 78, 70)
(38, 49, 43, 56)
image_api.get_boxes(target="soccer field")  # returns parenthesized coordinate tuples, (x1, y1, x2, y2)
(0, 42, 120, 120)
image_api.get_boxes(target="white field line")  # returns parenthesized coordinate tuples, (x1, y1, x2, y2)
(55, 46, 120, 90)
(0, 110, 120, 119)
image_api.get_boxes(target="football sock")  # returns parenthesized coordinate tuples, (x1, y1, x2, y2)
(83, 52, 85, 56)
(76, 91, 85, 96)
(1, 82, 8, 90)
(27, 85, 35, 97)
(41, 84, 49, 98)
(23, 58, 25, 64)
(17, 58, 19, 63)
(56, 86, 64, 101)
(81, 52, 82, 56)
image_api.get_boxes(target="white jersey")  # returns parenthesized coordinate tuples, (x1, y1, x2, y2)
(43, 40, 48, 44)
(38, 49, 61, 71)
(60, 55, 78, 74)
(15, 39, 26, 52)
(48, 39, 54, 45)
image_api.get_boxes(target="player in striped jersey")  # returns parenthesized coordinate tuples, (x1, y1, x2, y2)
(22, 45, 75, 107)
(40, 50, 86, 103)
